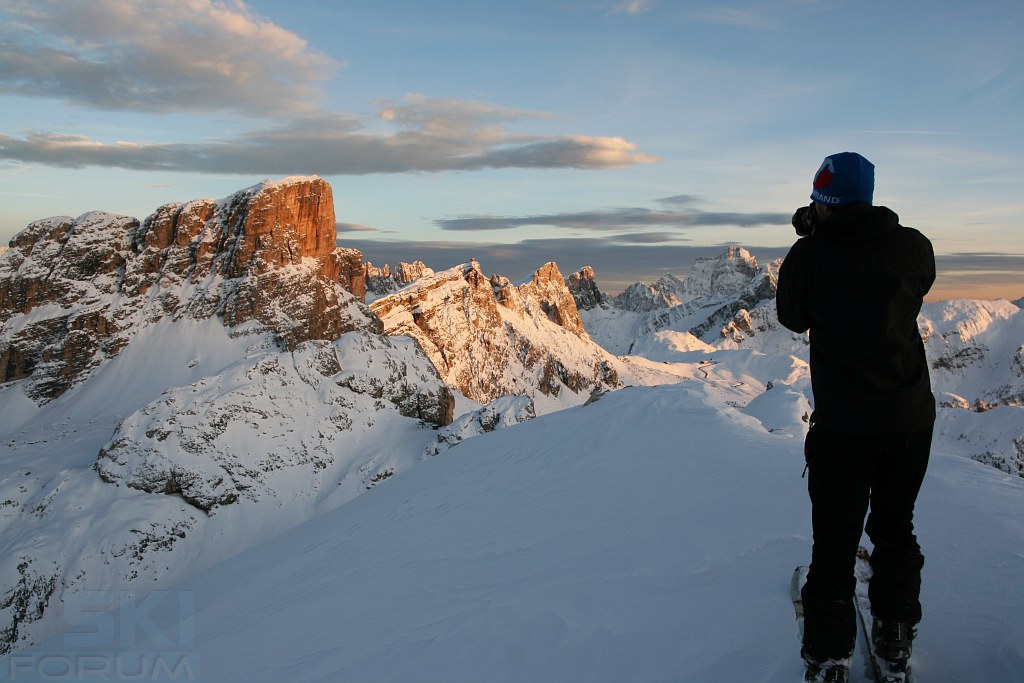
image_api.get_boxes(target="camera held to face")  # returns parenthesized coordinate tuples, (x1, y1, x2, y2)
(792, 202, 819, 237)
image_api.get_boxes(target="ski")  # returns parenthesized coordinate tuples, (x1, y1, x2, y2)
(792, 564, 809, 643)
(855, 547, 913, 683)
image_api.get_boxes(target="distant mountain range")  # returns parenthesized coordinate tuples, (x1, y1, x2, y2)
(1, 177, 1021, 658)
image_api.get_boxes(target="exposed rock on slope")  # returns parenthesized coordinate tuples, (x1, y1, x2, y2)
(96, 332, 454, 512)
(921, 299, 1024, 476)
(365, 260, 435, 300)
(613, 274, 686, 313)
(370, 260, 619, 407)
(566, 266, 606, 311)
(576, 247, 784, 355)
(426, 395, 536, 456)
(0, 177, 373, 404)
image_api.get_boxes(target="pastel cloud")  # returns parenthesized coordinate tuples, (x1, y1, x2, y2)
(0, 98, 657, 174)
(0, 1, 656, 175)
(0, 0, 336, 115)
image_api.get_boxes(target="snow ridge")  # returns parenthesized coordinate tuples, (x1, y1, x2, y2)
(1, 174, 1022, 676)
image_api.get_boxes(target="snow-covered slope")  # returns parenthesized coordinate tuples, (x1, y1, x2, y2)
(0, 319, 453, 655)
(921, 299, 1024, 476)
(10, 383, 1022, 683)
(575, 249, 1024, 477)
(2, 192, 1022, 683)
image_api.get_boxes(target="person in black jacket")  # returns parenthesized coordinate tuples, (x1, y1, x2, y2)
(777, 152, 935, 683)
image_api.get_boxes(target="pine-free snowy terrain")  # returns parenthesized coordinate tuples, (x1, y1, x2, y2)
(8, 382, 1023, 683)
(2, 183, 1022, 682)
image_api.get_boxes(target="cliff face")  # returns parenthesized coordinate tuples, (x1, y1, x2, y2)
(370, 260, 619, 406)
(0, 177, 374, 404)
(566, 266, 606, 311)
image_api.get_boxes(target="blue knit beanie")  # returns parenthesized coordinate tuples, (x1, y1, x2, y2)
(810, 152, 874, 207)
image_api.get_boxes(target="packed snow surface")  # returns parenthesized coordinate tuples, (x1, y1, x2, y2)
(9, 383, 1023, 682)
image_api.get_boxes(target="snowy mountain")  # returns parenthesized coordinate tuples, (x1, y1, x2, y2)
(0, 177, 370, 404)
(1, 177, 1022, 680)
(0, 178, 454, 655)
(369, 260, 622, 413)
(572, 250, 1024, 477)
(8, 383, 1024, 683)
(365, 260, 435, 300)
(577, 247, 785, 358)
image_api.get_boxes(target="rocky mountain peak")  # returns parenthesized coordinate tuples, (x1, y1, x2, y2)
(614, 274, 686, 313)
(579, 249, 782, 354)
(566, 266, 605, 311)
(493, 261, 589, 339)
(370, 260, 617, 405)
(0, 176, 374, 403)
(365, 260, 435, 299)
(684, 246, 760, 300)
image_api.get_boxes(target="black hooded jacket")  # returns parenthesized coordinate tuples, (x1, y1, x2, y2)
(776, 204, 936, 434)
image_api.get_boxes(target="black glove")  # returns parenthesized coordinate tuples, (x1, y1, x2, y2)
(792, 203, 818, 237)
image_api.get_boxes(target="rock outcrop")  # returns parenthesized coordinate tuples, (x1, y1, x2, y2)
(370, 260, 619, 406)
(613, 274, 686, 313)
(426, 395, 536, 456)
(577, 248, 785, 355)
(95, 333, 455, 512)
(566, 266, 606, 311)
(493, 262, 590, 339)
(366, 260, 435, 299)
(0, 177, 374, 404)
(684, 246, 761, 300)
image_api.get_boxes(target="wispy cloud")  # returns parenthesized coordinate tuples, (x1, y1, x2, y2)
(931, 252, 1024, 301)
(336, 222, 379, 234)
(608, 232, 687, 244)
(609, 0, 655, 15)
(692, 7, 780, 30)
(934, 252, 1024, 272)
(435, 204, 787, 232)
(655, 194, 702, 207)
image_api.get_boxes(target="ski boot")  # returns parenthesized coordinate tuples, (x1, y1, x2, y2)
(872, 618, 916, 681)
(803, 656, 850, 683)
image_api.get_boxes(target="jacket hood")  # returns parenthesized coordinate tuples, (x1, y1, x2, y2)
(817, 204, 900, 243)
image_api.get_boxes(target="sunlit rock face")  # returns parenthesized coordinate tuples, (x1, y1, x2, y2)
(371, 259, 619, 405)
(0, 177, 375, 403)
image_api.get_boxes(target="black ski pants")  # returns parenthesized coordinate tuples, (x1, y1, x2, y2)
(800, 423, 932, 662)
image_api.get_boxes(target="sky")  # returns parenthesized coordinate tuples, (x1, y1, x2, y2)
(0, 0, 1022, 300)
